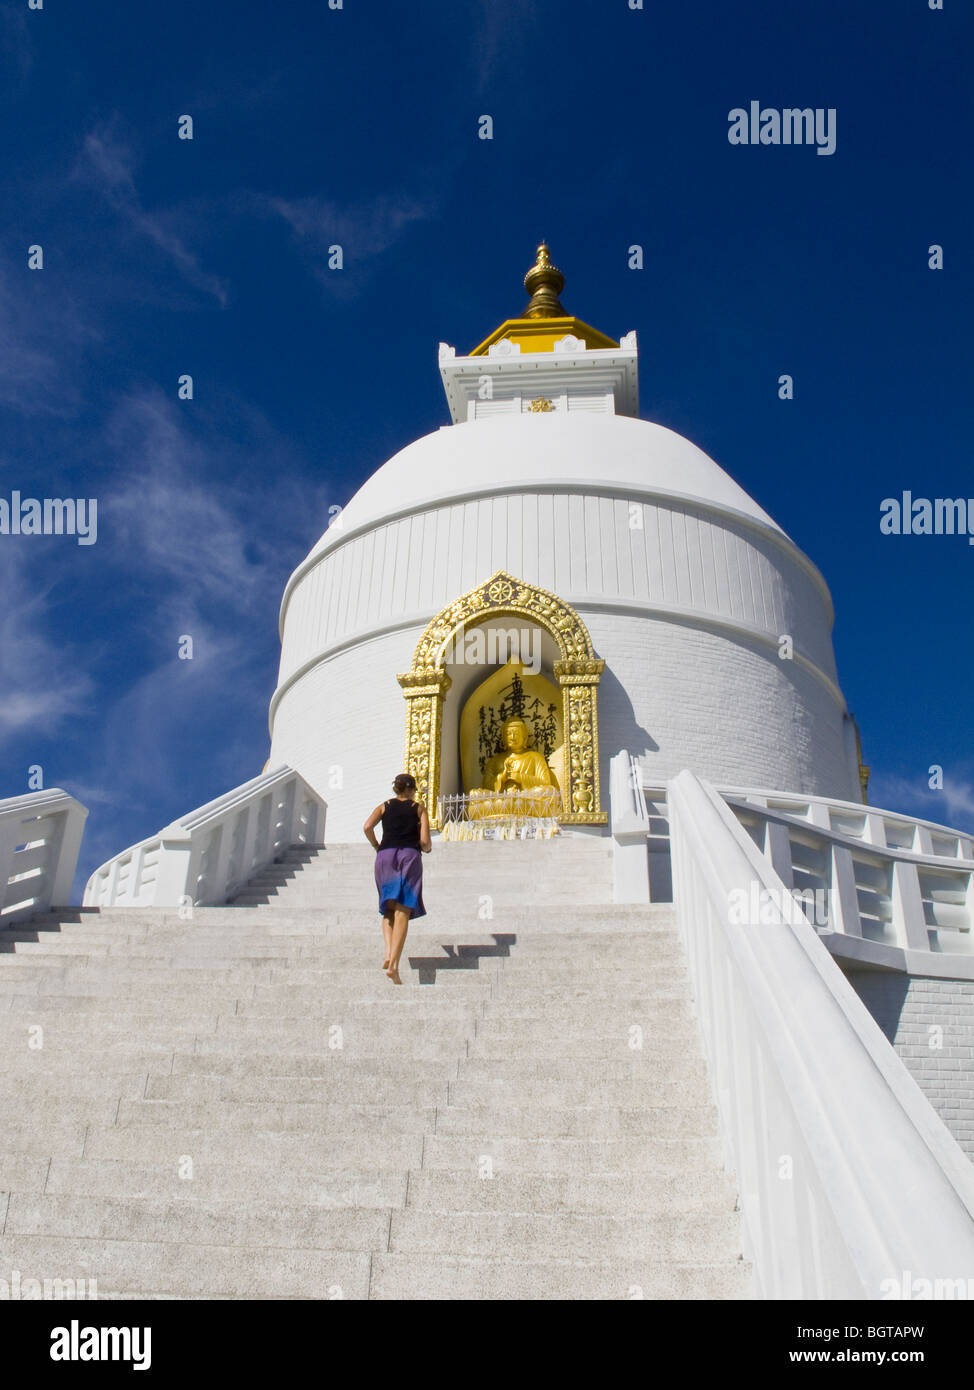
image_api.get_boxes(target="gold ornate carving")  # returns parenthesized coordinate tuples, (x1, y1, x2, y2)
(398, 572, 606, 826)
(528, 396, 555, 413)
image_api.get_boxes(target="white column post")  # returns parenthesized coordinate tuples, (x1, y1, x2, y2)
(891, 860, 930, 951)
(764, 820, 794, 888)
(829, 845, 861, 938)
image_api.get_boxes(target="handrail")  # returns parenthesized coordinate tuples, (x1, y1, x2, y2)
(83, 766, 325, 908)
(668, 768, 974, 1299)
(628, 768, 974, 972)
(0, 789, 88, 924)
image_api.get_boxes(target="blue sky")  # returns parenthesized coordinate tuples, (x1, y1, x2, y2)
(0, 0, 971, 894)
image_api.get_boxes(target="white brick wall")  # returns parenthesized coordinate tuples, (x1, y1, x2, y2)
(846, 970, 974, 1159)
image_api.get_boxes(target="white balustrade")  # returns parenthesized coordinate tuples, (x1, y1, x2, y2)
(84, 766, 326, 908)
(668, 768, 974, 1299)
(0, 790, 89, 924)
(619, 761, 974, 975)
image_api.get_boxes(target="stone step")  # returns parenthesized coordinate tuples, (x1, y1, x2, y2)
(470, 1016, 696, 1043)
(4, 1189, 391, 1256)
(145, 1073, 447, 1105)
(387, 1209, 741, 1263)
(368, 1253, 749, 1301)
(0, 1097, 121, 1128)
(44, 1158, 407, 1207)
(1, 1051, 178, 1076)
(0, 1234, 370, 1299)
(433, 1102, 717, 1139)
(111, 1099, 436, 1134)
(404, 1168, 736, 1216)
(0, 963, 503, 989)
(0, 1072, 150, 1102)
(232, 997, 483, 1019)
(480, 993, 691, 1018)
(4, 1192, 391, 1252)
(448, 1075, 711, 1108)
(168, 1052, 459, 1080)
(467, 1033, 698, 1059)
(0, 843, 744, 1300)
(82, 1123, 425, 1168)
(421, 1134, 724, 1175)
(181, 1036, 470, 1060)
(457, 1055, 710, 1084)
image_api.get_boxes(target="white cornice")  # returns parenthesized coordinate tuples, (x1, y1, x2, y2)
(439, 344, 639, 423)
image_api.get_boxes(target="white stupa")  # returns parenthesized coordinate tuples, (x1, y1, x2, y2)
(25, 244, 974, 1301)
(269, 243, 864, 841)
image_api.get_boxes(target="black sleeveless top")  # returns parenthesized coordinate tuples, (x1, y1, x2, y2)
(379, 798, 422, 850)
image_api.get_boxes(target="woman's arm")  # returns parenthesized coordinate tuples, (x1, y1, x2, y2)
(418, 804, 432, 853)
(363, 804, 384, 850)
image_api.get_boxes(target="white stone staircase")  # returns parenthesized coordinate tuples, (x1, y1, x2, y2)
(0, 835, 750, 1299)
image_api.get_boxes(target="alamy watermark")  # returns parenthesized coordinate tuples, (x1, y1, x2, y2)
(0, 1268, 98, 1299)
(880, 493, 974, 545)
(0, 492, 97, 545)
(440, 623, 541, 675)
(728, 102, 836, 156)
(728, 884, 831, 928)
(881, 1270, 974, 1300)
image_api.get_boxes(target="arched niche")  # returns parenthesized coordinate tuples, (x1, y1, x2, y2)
(397, 570, 606, 826)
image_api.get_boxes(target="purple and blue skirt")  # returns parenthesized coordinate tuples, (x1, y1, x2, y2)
(375, 846, 426, 919)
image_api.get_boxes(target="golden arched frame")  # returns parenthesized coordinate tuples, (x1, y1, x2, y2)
(397, 570, 607, 826)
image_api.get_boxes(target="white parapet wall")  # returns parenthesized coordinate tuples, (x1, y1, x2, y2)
(668, 768, 974, 1300)
(0, 789, 89, 924)
(84, 766, 326, 909)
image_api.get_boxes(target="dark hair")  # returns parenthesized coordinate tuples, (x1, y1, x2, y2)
(393, 773, 417, 794)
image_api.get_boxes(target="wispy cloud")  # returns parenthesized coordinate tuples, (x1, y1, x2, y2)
(272, 192, 435, 295)
(74, 120, 228, 306)
(0, 548, 95, 745)
(471, 0, 541, 94)
(867, 769, 974, 837)
(0, 261, 97, 417)
(84, 388, 330, 796)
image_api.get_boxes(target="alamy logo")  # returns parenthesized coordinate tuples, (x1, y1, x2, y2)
(880, 493, 974, 545)
(50, 1320, 151, 1371)
(0, 491, 97, 545)
(440, 623, 541, 675)
(728, 884, 831, 928)
(728, 102, 837, 156)
(0, 1269, 97, 1300)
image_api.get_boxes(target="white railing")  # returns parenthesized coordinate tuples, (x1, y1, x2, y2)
(637, 774, 974, 976)
(436, 791, 562, 840)
(0, 790, 89, 924)
(668, 769, 974, 1299)
(84, 766, 325, 909)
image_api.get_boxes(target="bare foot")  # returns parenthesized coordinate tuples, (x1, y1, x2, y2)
(386, 965, 402, 985)
(382, 958, 390, 970)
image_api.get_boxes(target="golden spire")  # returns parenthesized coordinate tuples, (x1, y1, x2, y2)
(522, 242, 566, 318)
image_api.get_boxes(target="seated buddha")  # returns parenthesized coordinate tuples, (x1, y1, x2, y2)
(481, 717, 556, 793)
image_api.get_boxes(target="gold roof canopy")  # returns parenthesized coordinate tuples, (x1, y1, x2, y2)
(469, 242, 619, 356)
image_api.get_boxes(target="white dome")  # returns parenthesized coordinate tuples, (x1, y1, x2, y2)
(300, 413, 784, 573)
(269, 407, 861, 842)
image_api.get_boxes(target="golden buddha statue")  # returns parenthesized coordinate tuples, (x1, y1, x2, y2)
(481, 718, 556, 793)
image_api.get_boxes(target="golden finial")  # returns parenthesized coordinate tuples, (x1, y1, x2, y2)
(522, 242, 566, 318)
